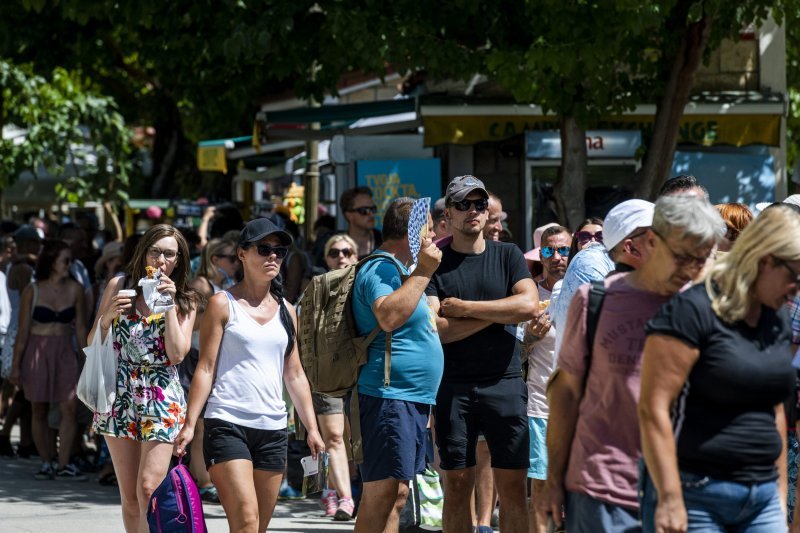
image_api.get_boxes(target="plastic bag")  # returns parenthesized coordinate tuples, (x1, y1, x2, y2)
(138, 271, 174, 314)
(77, 322, 117, 413)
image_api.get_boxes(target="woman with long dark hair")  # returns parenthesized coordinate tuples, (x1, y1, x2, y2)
(89, 224, 197, 532)
(11, 239, 88, 480)
(174, 218, 323, 532)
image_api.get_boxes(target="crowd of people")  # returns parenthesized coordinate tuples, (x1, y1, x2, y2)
(0, 175, 799, 533)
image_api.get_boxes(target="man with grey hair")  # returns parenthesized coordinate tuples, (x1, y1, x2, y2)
(540, 195, 723, 532)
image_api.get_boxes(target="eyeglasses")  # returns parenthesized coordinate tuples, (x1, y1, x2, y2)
(147, 247, 180, 261)
(541, 246, 570, 259)
(451, 198, 489, 212)
(214, 254, 238, 262)
(246, 244, 289, 259)
(327, 248, 354, 259)
(775, 257, 800, 286)
(348, 206, 377, 216)
(576, 230, 603, 245)
(652, 230, 709, 270)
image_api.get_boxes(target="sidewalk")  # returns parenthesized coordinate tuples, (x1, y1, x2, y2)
(0, 440, 353, 532)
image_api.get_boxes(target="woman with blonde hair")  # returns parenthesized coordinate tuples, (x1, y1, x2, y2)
(639, 205, 799, 532)
(315, 233, 359, 519)
(90, 224, 197, 532)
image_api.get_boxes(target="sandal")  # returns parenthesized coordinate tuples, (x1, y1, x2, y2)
(98, 473, 117, 486)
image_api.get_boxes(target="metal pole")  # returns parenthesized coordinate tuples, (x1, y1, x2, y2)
(304, 116, 320, 246)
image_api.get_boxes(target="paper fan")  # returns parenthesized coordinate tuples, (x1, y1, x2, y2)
(408, 197, 431, 264)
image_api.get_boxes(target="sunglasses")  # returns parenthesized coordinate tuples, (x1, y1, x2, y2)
(576, 230, 603, 245)
(328, 248, 354, 259)
(541, 246, 570, 259)
(246, 244, 289, 259)
(349, 206, 377, 216)
(451, 198, 489, 212)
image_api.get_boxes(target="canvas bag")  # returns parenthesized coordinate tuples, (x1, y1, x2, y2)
(147, 457, 207, 533)
(77, 307, 118, 413)
(298, 253, 404, 462)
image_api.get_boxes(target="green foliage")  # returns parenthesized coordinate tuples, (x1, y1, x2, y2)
(0, 60, 132, 206)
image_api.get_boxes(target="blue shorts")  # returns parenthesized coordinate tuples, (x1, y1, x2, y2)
(358, 393, 429, 482)
(527, 416, 547, 480)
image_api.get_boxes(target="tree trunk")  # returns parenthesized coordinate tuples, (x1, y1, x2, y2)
(150, 95, 183, 197)
(554, 115, 588, 229)
(633, 13, 713, 200)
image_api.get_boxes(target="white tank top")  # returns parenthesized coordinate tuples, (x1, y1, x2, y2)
(204, 291, 289, 430)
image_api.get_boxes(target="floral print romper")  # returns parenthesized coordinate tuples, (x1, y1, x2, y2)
(93, 312, 185, 442)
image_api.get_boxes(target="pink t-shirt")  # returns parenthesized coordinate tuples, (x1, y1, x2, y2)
(558, 273, 670, 510)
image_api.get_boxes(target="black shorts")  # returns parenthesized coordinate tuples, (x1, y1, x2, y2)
(203, 418, 287, 472)
(434, 377, 529, 470)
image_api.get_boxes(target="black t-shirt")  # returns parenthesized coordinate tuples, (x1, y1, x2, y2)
(646, 284, 794, 483)
(425, 240, 531, 383)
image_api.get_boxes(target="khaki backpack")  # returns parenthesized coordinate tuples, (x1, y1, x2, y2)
(298, 253, 405, 462)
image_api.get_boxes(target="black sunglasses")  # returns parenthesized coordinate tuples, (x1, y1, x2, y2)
(327, 248, 354, 259)
(451, 198, 489, 212)
(245, 244, 289, 259)
(349, 206, 377, 216)
(541, 246, 570, 259)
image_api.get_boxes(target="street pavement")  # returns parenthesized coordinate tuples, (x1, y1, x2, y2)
(0, 439, 354, 532)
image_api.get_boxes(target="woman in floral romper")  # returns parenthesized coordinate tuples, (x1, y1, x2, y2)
(89, 225, 197, 533)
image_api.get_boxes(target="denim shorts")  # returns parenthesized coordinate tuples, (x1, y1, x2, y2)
(639, 462, 785, 533)
(358, 393, 429, 482)
(527, 416, 548, 480)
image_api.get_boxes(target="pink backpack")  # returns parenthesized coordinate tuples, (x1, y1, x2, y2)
(147, 458, 207, 532)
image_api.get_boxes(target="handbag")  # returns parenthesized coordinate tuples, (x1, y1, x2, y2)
(76, 318, 117, 413)
(147, 457, 207, 533)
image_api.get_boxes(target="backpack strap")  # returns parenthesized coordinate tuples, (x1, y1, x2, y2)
(584, 279, 607, 387)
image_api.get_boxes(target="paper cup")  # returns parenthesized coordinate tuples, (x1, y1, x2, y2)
(118, 289, 137, 298)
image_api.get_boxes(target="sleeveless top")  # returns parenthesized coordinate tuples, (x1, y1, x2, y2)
(32, 306, 76, 324)
(204, 291, 288, 430)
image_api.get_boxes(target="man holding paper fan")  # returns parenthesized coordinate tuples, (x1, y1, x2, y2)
(352, 197, 444, 533)
(426, 175, 539, 533)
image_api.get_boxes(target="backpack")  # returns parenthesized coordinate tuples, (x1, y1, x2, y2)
(298, 253, 405, 462)
(147, 458, 207, 533)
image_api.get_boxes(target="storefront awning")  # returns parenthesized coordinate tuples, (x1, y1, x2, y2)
(421, 102, 784, 148)
(255, 99, 419, 141)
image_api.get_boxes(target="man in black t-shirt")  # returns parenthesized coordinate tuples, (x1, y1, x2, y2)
(426, 175, 539, 533)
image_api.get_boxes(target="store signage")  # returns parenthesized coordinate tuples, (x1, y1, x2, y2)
(424, 114, 781, 148)
(526, 130, 641, 159)
(197, 145, 228, 173)
(356, 159, 442, 229)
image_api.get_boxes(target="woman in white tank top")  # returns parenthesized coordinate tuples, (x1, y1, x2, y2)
(174, 218, 323, 532)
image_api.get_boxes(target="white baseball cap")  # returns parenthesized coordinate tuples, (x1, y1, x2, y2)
(603, 199, 655, 252)
(755, 194, 800, 213)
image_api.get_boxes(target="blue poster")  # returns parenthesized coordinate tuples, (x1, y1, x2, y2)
(356, 159, 442, 229)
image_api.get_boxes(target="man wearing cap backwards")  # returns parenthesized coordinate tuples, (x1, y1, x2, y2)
(549, 199, 654, 358)
(540, 195, 723, 532)
(426, 175, 539, 533)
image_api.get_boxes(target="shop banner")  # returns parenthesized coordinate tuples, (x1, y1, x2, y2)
(526, 130, 642, 159)
(424, 114, 781, 148)
(197, 146, 228, 173)
(356, 159, 442, 229)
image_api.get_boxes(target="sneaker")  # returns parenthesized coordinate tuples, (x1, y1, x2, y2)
(278, 483, 303, 500)
(34, 462, 54, 480)
(322, 490, 338, 517)
(334, 497, 355, 521)
(199, 485, 220, 504)
(54, 464, 88, 481)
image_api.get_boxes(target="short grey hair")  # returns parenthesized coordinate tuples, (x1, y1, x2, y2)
(652, 194, 725, 246)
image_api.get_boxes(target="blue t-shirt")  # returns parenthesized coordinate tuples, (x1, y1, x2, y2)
(353, 253, 444, 404)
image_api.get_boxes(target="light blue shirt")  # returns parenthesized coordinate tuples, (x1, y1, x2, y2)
(353, 253, 444, 404)
(551, 242, 615, 356)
